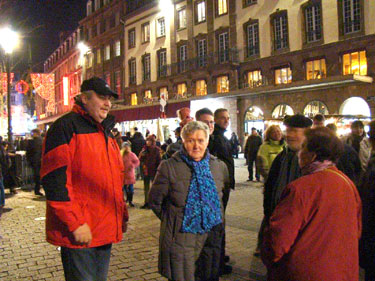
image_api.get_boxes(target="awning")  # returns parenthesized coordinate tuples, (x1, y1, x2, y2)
(110, 100, 190, 122)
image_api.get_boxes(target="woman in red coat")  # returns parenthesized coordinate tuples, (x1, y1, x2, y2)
(262, 127, 362, 281)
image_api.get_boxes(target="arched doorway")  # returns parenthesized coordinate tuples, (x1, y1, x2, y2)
(303, 100, 329, 118)
(244, 106, 264, 134)
(339, 97, 371, 117)
(271, 104, 294, 119)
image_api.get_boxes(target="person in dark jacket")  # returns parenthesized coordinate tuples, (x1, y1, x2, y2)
(149, 121, 229, 281)
(263, 114, 312, 221)
(326, 123, 362, 185)
(26, 129, 43, 196)
(130, 128, 145, 156)
(209, 108, 234, 275)
(139, 135, 161, 209)
(359, 157, 375, 281)
(0, 140, 9, 210)
(230, 132, 240, 159)
(245, 128, 262, 181)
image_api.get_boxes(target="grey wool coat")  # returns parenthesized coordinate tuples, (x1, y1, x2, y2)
(148, 152, 230, 281)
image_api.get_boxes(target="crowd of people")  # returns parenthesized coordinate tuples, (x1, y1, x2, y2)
(3, 76, 374, 281)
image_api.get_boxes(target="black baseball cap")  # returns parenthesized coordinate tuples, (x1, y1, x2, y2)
(81, 77, 119, 99)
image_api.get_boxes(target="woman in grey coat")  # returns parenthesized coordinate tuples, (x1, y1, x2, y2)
(149, 121, 230, 281)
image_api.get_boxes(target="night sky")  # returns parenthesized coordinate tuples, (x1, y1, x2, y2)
(1, 0, 86, 73)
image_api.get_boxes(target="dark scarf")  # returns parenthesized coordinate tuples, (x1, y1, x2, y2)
(179, 148, 222, 234)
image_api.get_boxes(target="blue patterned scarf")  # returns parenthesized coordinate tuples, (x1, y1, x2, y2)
(179, 148, 222, 234)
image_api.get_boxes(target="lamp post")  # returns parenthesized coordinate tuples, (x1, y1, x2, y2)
(0, 27, 19, 150)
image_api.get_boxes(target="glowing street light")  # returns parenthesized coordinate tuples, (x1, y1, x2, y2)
(77, 42, 90, 80)
(0, 27, 19, 148)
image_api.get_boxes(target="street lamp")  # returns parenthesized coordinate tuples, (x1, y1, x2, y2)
(0, 27, 19, 149)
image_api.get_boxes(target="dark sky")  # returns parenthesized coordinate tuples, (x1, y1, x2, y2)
(2, 0, 86, 73)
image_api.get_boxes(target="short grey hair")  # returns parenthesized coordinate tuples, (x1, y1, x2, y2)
(74, 90, 95, 104)
(181, 121, 210, 142)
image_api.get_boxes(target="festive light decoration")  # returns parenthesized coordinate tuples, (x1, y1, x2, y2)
(0, 72, 14, 94)
(30, 73, 55, 113)
(15, 80, 29, 94)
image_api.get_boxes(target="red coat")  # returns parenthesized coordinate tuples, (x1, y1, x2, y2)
(122, 151, 139, 185)
(262, 167, 362, 281)
(41, 104, 128, 248)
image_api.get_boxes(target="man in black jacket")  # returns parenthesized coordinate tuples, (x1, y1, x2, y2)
(209, 108, 234, 276)
(26, 129, 43, 196)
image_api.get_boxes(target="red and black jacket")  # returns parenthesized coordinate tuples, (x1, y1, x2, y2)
(41, 104, 127, 248)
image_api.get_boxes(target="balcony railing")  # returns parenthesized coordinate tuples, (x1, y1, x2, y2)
(242, 76, 269, 89)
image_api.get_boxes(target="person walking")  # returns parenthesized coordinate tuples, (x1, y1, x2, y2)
(149, 121, 230, 281)
(121, 141, 139, 207)
(0, 141, 9, 212)
(41, 77, 129, 281)
(245, 128, 262, 181)
(230, 132, 240, 159)
(359, 120, 375, 172)
(139, 135, 161, 209)
(130, 127, 146, 180)
(262, 127, 361, 281)
(26, 128, 43, 196)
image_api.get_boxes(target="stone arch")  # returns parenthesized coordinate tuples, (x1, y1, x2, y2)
(339, 97, 371, 117)
(244, 105, 265, 133)
(303, 100, 329, 118)
(271, 103, 294, 119)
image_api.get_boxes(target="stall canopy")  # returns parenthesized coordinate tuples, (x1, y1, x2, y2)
(110, 101, 190, 122)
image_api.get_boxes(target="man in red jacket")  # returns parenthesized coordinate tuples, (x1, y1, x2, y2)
(41, 77, 128, 281)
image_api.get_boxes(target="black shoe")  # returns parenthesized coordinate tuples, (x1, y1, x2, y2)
(140, 204, 149, 209)
(35, 191, 44, 196)
(224, 255, 230, 263)
(247, 179, 253, 182)
(129, 202, 135, 207)
(219, 265, 232, 276)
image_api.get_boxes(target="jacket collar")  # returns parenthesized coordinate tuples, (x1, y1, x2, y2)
(213, 124, 226, 135)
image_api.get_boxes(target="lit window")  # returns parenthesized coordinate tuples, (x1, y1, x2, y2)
(94, 0, 100, 11)
(306, 59, 326, 80)
(218, 32, 229, 63)
(343, 0, 361, 34)
(141, 22, 150, 43)
(177, 83, 187, 96)
(217, 0, 227, 16)
(115, 41, 121, 57)
(275, 67, 292, 84)
(104, 45, 110, 60)
(197, 1, 206, 23)
(305, 4, 322, 42)
(88, 53, 93, 68)
(342, 50, 367, 75)
(128, 29, 135, 48)
(273, 14, 288, 50)
(196, 79, 207, 96)
(96, 49, 101, 64)
(217, 76, 229, 93)
(178, 8, 187, 29)
(131, 93, 137, 105)
(246, 22, 259, 57)
(144, 90, 152, 99)
(246, 70, 262, 88)
(157, 17, 166, 37)
(160, 87, 168, 99)
(87, 1, 92, 16)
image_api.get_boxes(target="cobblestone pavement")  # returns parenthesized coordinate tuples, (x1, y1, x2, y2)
(0, 158, 265, 280)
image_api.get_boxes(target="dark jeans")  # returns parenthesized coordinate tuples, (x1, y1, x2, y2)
(143, 175, 155, 205)
(33, 165, 41, 194)
(247, 157, 259, 180)
(365, 268, 375, 281)
(61, 244, 112, 281)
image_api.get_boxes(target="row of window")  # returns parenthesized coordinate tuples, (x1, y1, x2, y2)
(85, 41, 121, 68)
(87, 0, 113, 16)
(128, 75, 230, 106)
(245, 50, 367, 88)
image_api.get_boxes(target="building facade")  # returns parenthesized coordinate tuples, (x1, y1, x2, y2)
(37, 29, 83, 127)
(79, 0, 126, 102)
(120, 0, 375, 140)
